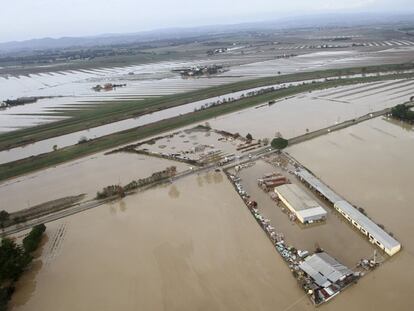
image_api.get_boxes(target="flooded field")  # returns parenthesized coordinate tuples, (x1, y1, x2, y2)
(228, 47, 414, 78)
(9, 173, 310, 311)
(3, 117, 412, 310)
(137, 126, 260, 164)
(286, 117, 414, 310)
(2, 76, 413, 165)
(1, 45, 413, 131)
(0, 77, 326, 164)
(8, 167, 410, 311)
(0, 151, 188, 213)
(209, 78, 414, 139)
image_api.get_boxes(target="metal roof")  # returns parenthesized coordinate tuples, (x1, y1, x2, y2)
(299, 262, 331, 288)
(275, 184, 324, 212)
(334, 200, 401, 252)
(297, 207, 327, 220)
(299, 252, 353, 287)
(295, 167, 401, 255)
(295, 168, 343, 204)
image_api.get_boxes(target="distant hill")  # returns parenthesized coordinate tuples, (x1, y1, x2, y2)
(0, 12, 413, 53)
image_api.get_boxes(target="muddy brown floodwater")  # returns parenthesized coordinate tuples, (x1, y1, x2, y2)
(6, 117, 414, 311)
(233, 160, 378, 268)
(0, 151, 188, 213)
(287, 116, 414, 310)
(8, 161, 413, 310)
(9, 173, 313, 311)
(209, 79, 414, 139)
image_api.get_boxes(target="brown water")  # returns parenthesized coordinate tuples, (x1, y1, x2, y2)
(2, 75, 413, 165)
(0, 152, 188, 213)
(5, 116, 414, 310)
(9, 173, 311, 311)
(209, 79, 414, 139)
(286, 117, 414, 310)
(140, 128, 247, 161)
(8, 160, 413, 310)
(235, 160, 377, 268)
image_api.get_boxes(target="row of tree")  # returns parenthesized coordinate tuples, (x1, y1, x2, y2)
(0, 224, 46, 311)
(96, 167, 177, 199)
(391, 104, 414, 122)
(271, 137, 289, 149)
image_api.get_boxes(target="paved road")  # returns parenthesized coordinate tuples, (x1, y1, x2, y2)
(3, 103, 410, 236)
(1, 198, 113, 236)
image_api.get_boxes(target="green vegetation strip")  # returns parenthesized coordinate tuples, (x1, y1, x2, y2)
(391, 103, 414, 121)
(0, 62, 413, 151)
(1, 73, 413, 182)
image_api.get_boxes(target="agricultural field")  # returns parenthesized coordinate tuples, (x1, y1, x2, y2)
(1, 18, 414, 311)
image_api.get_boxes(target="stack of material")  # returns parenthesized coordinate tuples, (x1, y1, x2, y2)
(258, 173, 288, 192)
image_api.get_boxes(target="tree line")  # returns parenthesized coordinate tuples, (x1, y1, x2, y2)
(391, 104, 414, 122)
(0, 224, 46, 311)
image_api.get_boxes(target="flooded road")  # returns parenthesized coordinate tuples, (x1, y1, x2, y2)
(287, 117, 414, 310)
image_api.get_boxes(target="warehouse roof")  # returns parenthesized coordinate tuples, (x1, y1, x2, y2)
(275, 184, 322, 211)
(334, 200, 401, 252)
(295, 168, 343, 204)
(297, 207, 327, 220)
(299, 252, 353, 288)
(295, 166, 401, 255)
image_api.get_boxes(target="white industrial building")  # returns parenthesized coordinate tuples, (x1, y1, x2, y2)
(334, 201, 401, 256)
(296, 167, 401, 256)
(274, 184, 327, 224)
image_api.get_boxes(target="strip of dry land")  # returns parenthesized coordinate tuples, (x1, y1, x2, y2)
(1, 71, 413, 182)
(0, 63, 413, 152)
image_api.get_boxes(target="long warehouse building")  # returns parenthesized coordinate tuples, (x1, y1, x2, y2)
(274, 184, 327, 224)
(295, 167, 401, 256)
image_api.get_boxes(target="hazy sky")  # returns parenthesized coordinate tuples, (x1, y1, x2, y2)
(0, 0, 412, 42)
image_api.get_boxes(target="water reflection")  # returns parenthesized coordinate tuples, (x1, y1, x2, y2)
(213, 172, 224, 184)
(196, 175, 203, 187)
(203, 173, 213, 184)
(382, 116, 414, 132)
(10, 260, 43, 308)
(119, 200, 127, 212)
(168, 185, 180, 199)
